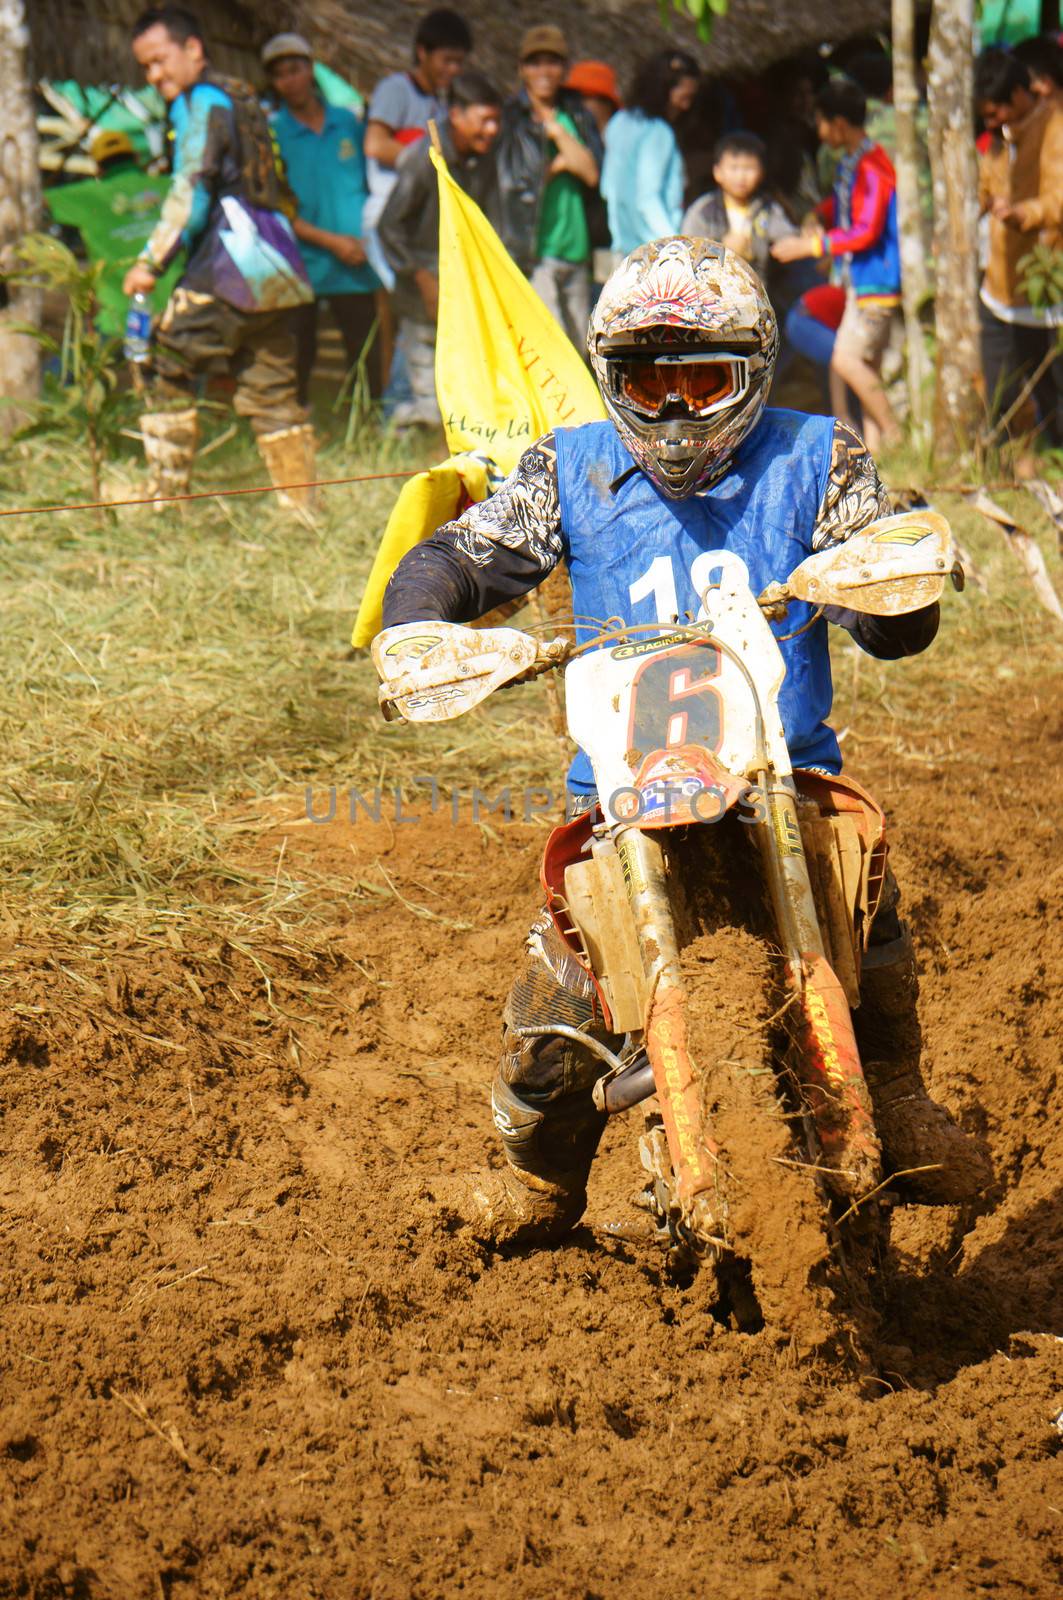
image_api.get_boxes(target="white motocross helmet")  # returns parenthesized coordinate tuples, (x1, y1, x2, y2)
(587, 237, 779, 499)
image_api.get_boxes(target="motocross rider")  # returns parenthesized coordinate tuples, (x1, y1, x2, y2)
(379, 237, 993, 1244)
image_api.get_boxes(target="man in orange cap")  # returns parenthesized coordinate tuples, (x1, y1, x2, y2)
(563, 60, 621, 293)
(565, 60, 621, 136)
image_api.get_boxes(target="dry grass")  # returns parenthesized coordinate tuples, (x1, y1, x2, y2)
(830, 468, 1063, 752)
(0, 422, 560, 964)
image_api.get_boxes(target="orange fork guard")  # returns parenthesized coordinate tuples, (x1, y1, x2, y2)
(540, 805, 614, 1031)
(794, 769, 889, 950)
(792, 770, 889, 1192)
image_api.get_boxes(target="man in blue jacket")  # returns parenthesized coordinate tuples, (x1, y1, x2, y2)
(123, 7, 315, 509)
(380, 237, 992, 1244)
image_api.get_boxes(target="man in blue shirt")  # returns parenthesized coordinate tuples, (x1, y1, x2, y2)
(123, 7, 315, 511)
(264, 34, 383, 407)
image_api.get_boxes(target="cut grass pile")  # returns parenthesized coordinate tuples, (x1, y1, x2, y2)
(0, 420, 1059, 983)
(0, 425, 560, 968)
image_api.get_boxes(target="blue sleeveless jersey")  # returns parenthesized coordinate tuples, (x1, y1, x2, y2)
(554, 410, 840, 792)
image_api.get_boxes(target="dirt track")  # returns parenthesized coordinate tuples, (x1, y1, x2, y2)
(2, 683, 1061, 1599)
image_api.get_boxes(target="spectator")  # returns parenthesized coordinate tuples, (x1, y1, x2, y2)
(565, 60, 621, 136)
(497, 26, 601, 346)
(378, 71, 502, 426)
(773, 77, 902, 450)
(564, 61, 620, 292)
(264, 33, 382, 408)
(681, 132, 797, 279)
(363, 9, 471, 410)
(847, 49, 933, 243)
(44, 130, 181, 337)
(758, 53, 827, 223)
(1012, 36, 1063, 101)
(122, 5, 314, 508)
(364, 8, 471, 177)
(975, 49, 1063, 448)
(600, 49, 699, 255)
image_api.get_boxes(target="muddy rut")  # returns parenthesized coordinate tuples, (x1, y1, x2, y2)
(1, 687, 1061, 1599)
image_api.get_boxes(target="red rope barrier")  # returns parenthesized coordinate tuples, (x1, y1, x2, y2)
(0, 469, 420, 520)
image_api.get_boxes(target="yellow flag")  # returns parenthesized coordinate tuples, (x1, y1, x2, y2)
(350, 453, 492, 647)
(430, 146, 604, 473)
(352, 146, 603, 647)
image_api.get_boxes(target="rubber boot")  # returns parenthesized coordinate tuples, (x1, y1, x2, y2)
(256, 422, 316, 513)
(855, 928, 993, 1204)
(433, 1071, 607, 1248)
(140, 407, 198, 507)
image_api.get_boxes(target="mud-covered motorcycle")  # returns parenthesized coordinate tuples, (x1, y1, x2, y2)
(373, 511, 959, 1344)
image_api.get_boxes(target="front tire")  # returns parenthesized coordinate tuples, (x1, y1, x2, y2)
(668, 825, 889, 1352)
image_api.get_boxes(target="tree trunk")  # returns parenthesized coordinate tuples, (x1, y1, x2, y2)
(0, 0, 41, 434)
(926, 0, 982, 454)
(891, 0, 931, 445)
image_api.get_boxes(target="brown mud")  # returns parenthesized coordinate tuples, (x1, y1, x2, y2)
(2, 688, 1062, 1598)
(681, 926, 850, 1354)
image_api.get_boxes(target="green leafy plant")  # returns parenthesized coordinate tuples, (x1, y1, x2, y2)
(2, 232, 133, 503)
(659, 0, 729, 45)
(1017, 242, 1063, 313)
(978, 244, 1062, 460)
(333, 317, 381, 448)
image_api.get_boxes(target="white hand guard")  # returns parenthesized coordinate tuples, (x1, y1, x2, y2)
(372, 622, 562, 723)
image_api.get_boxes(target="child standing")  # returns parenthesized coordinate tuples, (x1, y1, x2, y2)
(681, 132, 797, 279)
(773, 77, 902, 450)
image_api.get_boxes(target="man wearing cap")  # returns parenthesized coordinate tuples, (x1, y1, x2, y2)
(565, 61, 621, 137)
(498, 27, 602, 347)
(122, 5, 315, 511)
(45, 131, 181, 338)
(264, 33, 382, 407)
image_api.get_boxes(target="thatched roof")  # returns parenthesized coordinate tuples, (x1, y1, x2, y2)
(30, 0, 891, 92)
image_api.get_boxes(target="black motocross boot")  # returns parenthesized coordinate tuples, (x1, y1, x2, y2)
(855, 923, 993, 1205)
(447, 1071, 608, 1247)
(432, 911, 613, 1246)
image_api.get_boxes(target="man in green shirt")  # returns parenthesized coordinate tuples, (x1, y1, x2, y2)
(44, 131, 181, 337)
(497, 27, 601, 347)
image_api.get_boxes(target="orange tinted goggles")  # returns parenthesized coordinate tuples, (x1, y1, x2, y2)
(613, 354, 750, 418)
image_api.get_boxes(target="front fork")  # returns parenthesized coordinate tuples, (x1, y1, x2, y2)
(614, 826, 721, 1237)
(752, 774, 880, 1193)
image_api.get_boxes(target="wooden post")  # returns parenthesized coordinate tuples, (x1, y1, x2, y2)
(891, 0, 931, 447)
(927, 0, 983, 455)
(0, 0, 41, 433)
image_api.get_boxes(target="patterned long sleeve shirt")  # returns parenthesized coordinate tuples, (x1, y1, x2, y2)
(139, 72, 311, 314)
(383, 420, 939, 661)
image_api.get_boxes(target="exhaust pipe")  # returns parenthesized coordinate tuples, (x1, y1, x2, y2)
(601, 1057, 656, 1113)
(512, 1025, 656, 1115)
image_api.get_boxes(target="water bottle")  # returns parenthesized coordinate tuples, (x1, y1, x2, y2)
(124, 292, 152, 364)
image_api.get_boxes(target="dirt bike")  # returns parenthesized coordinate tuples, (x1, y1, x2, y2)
(373, 511, 960, 1347)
